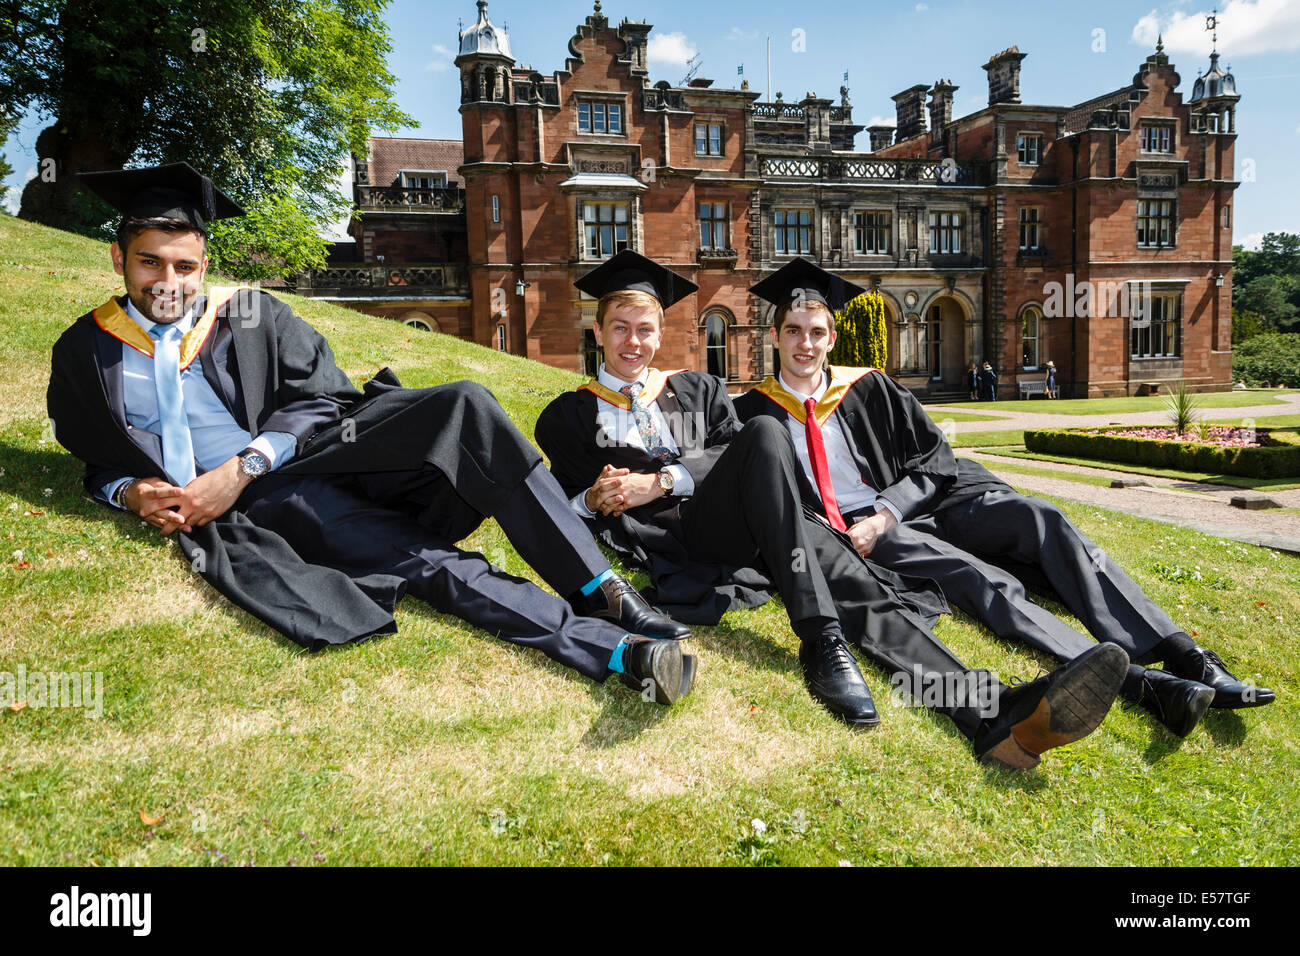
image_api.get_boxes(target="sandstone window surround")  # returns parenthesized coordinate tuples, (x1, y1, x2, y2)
(1129, 283, 1185, 359)
(928, 211, 964, 255)
(579, 201, 630, 259)
(1136, 198, 1176, 248)
(774, 208, 813, 256)
(575, 92, 628, 136)
(1020, 304, 1043, 369)
(1016, 132, 1043, 166)
(695, 121, 724, 156)
(701, 311, 733, 381)
(1138, 121, 1175, 154)
(698, 201, 728, 250)
(853, 210, 891, 255)
(1018, 206, 1043, 251)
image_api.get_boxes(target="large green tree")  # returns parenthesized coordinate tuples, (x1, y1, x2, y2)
(1232, 232, 1300, 335)
(1, 0, 412, 276)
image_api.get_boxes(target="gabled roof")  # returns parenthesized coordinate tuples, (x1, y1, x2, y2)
(367, 138, 465, 187)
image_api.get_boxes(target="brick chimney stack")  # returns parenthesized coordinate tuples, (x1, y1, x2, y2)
(928, 79, 958, 144)
(983, 46, 1026, 105)
(892, 84, 929, 141)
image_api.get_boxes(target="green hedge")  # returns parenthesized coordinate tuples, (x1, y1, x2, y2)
(1023, 426, 1300, 478)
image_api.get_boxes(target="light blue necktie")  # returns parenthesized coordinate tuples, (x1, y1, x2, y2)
(150, 323, 197, 486)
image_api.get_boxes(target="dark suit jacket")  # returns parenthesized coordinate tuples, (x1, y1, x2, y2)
(47, 289, 539, 649)
(534, 370, 773, 625)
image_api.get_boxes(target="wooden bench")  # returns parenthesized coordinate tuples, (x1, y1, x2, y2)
(1018, 380, 1047, 399)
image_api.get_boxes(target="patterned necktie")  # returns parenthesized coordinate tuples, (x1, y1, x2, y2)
(620, 382, 673, 464)
(803, 397, 846, 531)
(150, 323, 197, 486)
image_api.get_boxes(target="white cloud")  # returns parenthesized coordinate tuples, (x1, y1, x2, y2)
(24, 165, 36, 182)
(865, 115, 896, 127)
(916, 2, 929, 10)
(648, 31, 698, 70)
(1238, 231, 1265, 250)
(725, 27, 760, 42)
(1132, 0, 1300, 55)
(426, 43, 455, 72)
(2, 186, 19, 216)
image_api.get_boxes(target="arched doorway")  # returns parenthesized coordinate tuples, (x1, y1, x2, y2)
(922, 296, 966, 388)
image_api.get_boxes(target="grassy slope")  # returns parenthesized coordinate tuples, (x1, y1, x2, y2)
(2, 215, 1297, 866)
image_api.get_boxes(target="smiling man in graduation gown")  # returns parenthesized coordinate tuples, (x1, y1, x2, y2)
(734, 257, 1274, 741)
(533, 253, 1130, 768)
(46, 163, 695, 704)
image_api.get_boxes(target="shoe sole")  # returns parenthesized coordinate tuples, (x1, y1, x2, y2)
(646, 641, 684, 705)
(1010, 643, 1127, 757)
(678, 653, 698, 700)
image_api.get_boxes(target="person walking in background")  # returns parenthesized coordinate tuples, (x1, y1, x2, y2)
(977, 361, 998, 401)
(967, 361, 979, 401)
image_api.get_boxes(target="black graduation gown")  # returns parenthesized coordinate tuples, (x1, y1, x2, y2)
(47, 289, 540, 650)
(732, 367, 1010, 522)
(534, 370, 774, 625)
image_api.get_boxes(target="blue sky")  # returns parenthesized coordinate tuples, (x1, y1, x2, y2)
(4, 0, 1298, 246)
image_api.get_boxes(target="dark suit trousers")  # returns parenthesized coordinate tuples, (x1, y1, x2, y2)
(682, 417, 1000, 738)
(239, 460, 624, 682)
(865, 490, 1177, 668)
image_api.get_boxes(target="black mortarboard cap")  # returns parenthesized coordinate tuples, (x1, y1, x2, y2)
(77, 162, 244, 232)
(573, 250, 698, 309)
(748, 257, 868, 313)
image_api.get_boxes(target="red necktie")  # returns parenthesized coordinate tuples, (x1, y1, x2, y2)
(804, 397, 847, 532)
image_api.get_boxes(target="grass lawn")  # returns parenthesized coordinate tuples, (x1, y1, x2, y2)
(3, 215, 1298, 866)
(923, 409, 1007, 423)
(951, 391, 1299, 416)
(952, 430, 1025, 448)
(954, 455, 1118, 489)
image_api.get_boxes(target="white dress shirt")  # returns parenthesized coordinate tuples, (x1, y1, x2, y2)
(100, 298, 296, 507)
(775, 370, 902, 524)
(569, 363, 694, 517)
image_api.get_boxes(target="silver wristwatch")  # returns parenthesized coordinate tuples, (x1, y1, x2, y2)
(238, 448, 270, 479)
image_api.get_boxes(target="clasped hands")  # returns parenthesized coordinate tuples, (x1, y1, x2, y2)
(125, 455, 254, 536)
(846, 507, 897, 558)
(583, 464, 666, 516)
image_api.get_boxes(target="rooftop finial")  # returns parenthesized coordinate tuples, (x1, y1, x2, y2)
(1156, 33, 1164, 55)
(1207, 7, 1219, 54)
(594, 0, 602, 13)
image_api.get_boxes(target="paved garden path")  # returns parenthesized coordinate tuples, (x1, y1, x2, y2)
(958, 448, 1300, 555)
(929, 392, 1300, 433)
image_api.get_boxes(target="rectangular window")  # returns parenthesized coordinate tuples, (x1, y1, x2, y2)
(698, 202, 728, 249)
(853, 210, 891, 254)
(491, 195, 500, 223)
(1139, 123, 1173, 153)
(1018, 207, 1042, 251)
(1016, 133, 1042, 165)
(496, 324, 507, 351)
(1131, 294, 1181, 358)
(578, 100, 623, 135)
(928, 211, 963, 254)
(774, 208, 812, 255)
(695, 123, 723, 155)
(1136, 199, 1176, 248)
(582, 202, 629, 259)
(400, 171, 447, 189)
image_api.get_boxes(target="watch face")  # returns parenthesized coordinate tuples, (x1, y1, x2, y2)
(241, 453, 269, 476)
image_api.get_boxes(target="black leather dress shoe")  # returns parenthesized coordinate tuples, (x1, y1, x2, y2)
(573, 576, 691, 640)
(798, 635, 879, 728)
(1134, 667, 1214, 737)
(974, 643, 1127, 770)
(1179, 646, 1275, 709)
(619, 636, 695, 705)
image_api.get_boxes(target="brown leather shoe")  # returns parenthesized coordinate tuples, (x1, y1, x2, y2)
(573, 575, 691, 640)
(975, 643, 1128, 770)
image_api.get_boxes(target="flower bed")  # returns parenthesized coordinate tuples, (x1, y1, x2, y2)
(1022, 425, 1300, 478)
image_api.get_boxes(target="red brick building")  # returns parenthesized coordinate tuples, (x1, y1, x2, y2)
(314, 2, 1239, 397)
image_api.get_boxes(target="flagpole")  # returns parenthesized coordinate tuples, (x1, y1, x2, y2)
(766, 35, 771, 101)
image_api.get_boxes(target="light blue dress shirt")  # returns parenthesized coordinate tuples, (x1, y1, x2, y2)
(101, 298, 297, 508)
(569, 364, 694, 517)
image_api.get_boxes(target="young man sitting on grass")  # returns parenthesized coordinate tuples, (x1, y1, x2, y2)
(46, 164, 695, 706)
